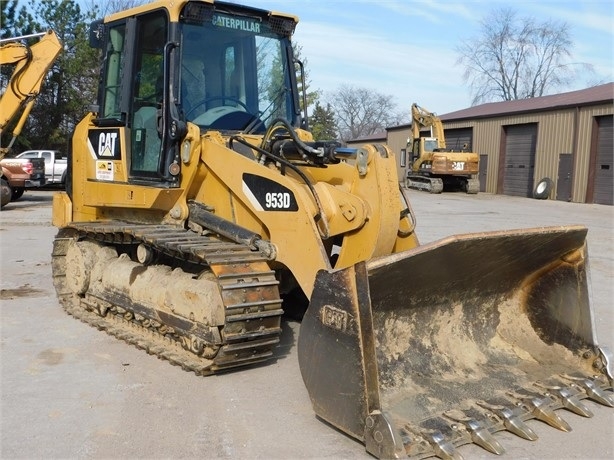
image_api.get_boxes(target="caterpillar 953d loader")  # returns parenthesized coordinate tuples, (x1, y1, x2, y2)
(406, 103, 480, 194)
(51, 1, 612, 458)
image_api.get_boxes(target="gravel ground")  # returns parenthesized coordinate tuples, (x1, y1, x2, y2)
(1, 189, 612, 459)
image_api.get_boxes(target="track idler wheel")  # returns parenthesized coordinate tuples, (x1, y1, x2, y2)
(65, 241, 99, 295)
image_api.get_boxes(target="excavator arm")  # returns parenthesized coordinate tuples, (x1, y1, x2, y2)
(0, 30, 62, 159)
(411, 102, 447, 149)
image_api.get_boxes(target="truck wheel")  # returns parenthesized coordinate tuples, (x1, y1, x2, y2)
(11, 187, 24, 201)
(533, 177, 554, 200)
(1, 178, 10, 208)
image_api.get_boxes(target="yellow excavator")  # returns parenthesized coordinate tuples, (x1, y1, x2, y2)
(51, 1, 612, 458)
(0, 30, 62, 160)
(1, 30, 62, 206)
(406, 103, 480, 194)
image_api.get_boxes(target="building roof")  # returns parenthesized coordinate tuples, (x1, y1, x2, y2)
(349, 83, 614, 142)
(441, 82, 614, 121)
(346, 131, 387, 143)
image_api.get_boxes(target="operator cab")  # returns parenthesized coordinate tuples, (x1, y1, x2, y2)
(90, 1, 300, 183)
(422, 137, 439, 153)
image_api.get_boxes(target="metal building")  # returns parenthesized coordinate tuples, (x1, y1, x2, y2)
(349, 83, 613, 204)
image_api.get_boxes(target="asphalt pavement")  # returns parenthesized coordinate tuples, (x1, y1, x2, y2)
(1, 189, 612, 459)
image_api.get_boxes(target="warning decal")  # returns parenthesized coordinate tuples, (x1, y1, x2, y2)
(96, 160, 114, 181)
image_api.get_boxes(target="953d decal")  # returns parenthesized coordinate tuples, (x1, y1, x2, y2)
(242, 173, 298, 212)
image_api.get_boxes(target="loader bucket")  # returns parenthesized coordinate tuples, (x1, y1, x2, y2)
(298, 226, 613, 459)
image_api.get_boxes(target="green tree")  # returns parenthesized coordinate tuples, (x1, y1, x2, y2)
(293, 43, 321, 112)
(0, 0, 19, 38)
(309, 102, 337, 140)
(260, 39, 321, 126)
(30, 0, 99, 149)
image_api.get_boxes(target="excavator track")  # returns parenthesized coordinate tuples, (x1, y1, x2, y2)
(406, 175, 479, 194)
(52, 222, 284, 375)
(406, 175, 444, 194)
(464, 177, 479, 194)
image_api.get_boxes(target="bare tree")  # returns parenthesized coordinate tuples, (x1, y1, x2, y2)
(456, 8, 593, 105)
(327, 85, 405, 142)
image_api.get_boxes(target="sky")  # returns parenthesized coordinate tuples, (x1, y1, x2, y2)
(233, 0, 613, 116)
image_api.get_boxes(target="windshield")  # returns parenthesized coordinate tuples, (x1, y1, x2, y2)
(180, 13, 296, 133)
(424, 138, 439, 152)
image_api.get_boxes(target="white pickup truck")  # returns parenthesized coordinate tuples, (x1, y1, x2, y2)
(16, 150, 68, 186)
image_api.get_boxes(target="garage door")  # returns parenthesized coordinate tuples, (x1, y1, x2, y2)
(444, 128, 473, 151)
(592, 115, 613, 205)
(501, 123, 537, 197)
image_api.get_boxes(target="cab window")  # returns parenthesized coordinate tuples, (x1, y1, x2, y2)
(129, 11, 167, 177)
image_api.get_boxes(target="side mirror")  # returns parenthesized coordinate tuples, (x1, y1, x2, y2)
(89, 20, 105, 49)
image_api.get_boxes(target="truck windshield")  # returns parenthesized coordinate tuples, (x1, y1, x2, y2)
(180, 13, 296, 133)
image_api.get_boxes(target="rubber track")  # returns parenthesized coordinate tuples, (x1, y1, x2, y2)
(52, 222, 284, 375)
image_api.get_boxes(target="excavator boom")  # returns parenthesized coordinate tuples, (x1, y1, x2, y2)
(0, 30, 62, 159)
(411, 103, 447, 150)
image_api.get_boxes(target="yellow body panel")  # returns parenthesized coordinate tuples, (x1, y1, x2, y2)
(56, 111, 421, 298)
(51, 192, 72, 227)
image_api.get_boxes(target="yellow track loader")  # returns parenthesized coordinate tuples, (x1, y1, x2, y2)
(51, 1, 612, 458)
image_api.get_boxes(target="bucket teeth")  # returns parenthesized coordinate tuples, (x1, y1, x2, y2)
(427, 431, 463, 460)
(534, 382, 594, 417)
(555, 387, 593, 417)
(524, 396, 572, 432)
(477, 401, 538, 441)
(501, 409, 538, 441)
(564, 375, 614, 407)
(464, 419, 505, 455)
(443, 409, 505, 455)
(584, 380, 614, 407)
